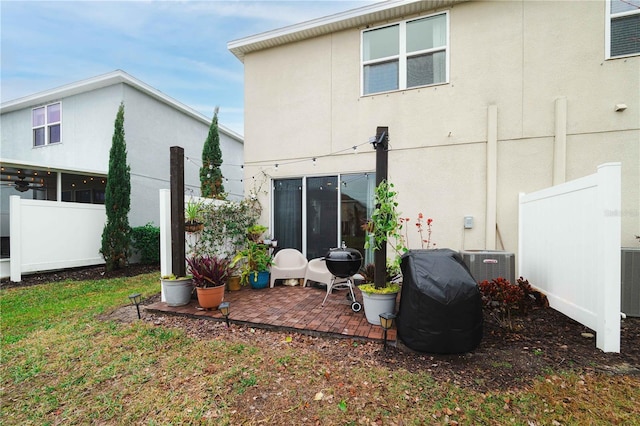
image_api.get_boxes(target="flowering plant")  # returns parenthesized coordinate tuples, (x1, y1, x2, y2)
(399, 213, 435, 250)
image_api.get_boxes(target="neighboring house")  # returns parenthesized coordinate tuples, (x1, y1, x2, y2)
(228, 0, 639, 264)
(0, 70, 244, 267)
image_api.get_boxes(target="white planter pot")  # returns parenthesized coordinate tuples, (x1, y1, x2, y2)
(361, 291, 398, 325)
(161, 277, 193, 307)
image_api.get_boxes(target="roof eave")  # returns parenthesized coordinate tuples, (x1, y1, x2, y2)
(0, 70, 243, 142)
(227, 0, 467, 62)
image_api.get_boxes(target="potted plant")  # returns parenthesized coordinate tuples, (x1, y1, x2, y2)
(186, 255, 232, 309)
(185, 199, 204, 233)
(360, 179, 404, 325)
(231, 241, 273, 289)
(247, 224, 268, 242)
(161, 274, 194, 307)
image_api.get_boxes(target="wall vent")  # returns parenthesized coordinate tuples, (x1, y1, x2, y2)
(460, 250, 516, 284)
(621, 248, 640, 317)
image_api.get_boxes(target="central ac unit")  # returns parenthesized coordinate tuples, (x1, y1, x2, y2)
(621, 248, 640, 317)
(460, 250, 516, 284)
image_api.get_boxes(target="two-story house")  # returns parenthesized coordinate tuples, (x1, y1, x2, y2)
(0, 70, 244, 274)
(228, 0, 639, 264)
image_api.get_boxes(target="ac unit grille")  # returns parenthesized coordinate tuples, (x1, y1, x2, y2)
(621, 248, 640, 317)
(460, 250, 516, 285)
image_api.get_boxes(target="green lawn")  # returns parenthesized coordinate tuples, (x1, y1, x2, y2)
(2, 272, 639, 425)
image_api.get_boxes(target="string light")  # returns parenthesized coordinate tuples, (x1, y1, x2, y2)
(181, 138, 376, 182)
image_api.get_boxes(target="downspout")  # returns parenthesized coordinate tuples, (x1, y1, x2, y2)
(486, 105, 498, 250)
(553, 97, 567, 185)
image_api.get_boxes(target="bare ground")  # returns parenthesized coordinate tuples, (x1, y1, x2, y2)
(4, 263, 640, 391)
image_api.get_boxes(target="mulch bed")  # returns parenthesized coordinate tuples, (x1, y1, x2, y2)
(3, 263, 639, 391)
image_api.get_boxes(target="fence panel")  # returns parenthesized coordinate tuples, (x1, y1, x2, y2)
(10, 196, 105, 281)
(519, 163, 621, 352)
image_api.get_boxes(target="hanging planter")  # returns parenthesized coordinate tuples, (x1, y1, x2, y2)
(185, 221, 204, 233)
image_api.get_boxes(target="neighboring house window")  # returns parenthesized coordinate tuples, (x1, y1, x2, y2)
(362, 12, 448, 95)
(32, 102, 61, 146)
(607, 0, 640, 58)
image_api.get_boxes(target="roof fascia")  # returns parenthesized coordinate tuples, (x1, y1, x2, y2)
(227, 0, 467, 62)
(0, 70, 243, 142)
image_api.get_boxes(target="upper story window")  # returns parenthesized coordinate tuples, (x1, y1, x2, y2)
(32, 102, 61, 147)
(362, 12, 448, 96)
(607, 0, 640, 58)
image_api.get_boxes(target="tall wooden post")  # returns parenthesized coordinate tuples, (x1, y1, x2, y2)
(170, 146, 186, 278)
(374, 126, 389, 289)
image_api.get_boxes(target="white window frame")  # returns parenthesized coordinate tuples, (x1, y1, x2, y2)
(32, 101, 62, 147)
(605, 0, 640, 59)
(361, 11, 449, 96)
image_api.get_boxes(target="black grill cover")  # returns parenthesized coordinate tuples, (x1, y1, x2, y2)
(397, 249, 483, 354)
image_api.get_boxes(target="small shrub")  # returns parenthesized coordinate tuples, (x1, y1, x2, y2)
(131, 223, 160, 264)
(478, 277, 525, 330)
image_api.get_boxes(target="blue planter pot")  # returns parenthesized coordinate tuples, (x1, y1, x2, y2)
(249, 270, 270, 289)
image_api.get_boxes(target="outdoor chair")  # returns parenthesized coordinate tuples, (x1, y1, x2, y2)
(269, 248, 308, 288)
(303, 258, 347, 288)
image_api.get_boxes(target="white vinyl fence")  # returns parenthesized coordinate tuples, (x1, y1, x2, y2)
(9, 196, 106, 282)
(518, 163, 621, 352)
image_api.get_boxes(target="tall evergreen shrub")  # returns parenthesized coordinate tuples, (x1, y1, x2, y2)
(200, 106, 225, 199)
(100, 102, 131, 271)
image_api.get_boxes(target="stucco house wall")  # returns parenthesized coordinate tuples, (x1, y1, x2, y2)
(231, 0, 639, 257)
(0, 70, 244, 231)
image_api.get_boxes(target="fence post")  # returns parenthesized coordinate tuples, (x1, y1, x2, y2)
(9, 196, 22, 282)
(597, 162, 621, 352)
(159, 189, 171, 301)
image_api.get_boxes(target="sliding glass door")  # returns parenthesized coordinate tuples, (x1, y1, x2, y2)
(272, 173, 375, 261)
(273, 179, 302, 251)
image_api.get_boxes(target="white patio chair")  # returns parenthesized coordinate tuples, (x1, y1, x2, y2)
(269, 248, 308, 288)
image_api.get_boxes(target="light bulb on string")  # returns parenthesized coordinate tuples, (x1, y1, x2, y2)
(312, 158, 317, 166)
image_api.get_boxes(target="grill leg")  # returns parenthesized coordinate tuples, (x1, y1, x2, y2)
(321, 277, 335, 306)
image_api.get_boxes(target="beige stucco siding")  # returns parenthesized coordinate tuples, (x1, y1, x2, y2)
(242, 0, 640, 251)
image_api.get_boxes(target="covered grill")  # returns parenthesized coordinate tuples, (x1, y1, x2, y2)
(322, 246, 363, 312)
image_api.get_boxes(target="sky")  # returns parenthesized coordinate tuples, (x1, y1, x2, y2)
(1, 0, 376, 135)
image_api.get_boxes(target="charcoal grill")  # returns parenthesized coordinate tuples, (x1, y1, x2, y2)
(322, 246, 363, 312)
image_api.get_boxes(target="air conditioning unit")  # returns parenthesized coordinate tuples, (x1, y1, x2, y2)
(460, 250, 516, 284)
(621, 248, 640, 317)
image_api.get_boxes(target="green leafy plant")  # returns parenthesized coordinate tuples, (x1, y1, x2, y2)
(247, 224, 268, 242)
(192, 199, 261, 259)
(231, 241, 273, 285)
(185, 199, 203, 224)
(186, 255, 232, 288)
(100, 102, 131, 271)
(130, 223, 160, 264)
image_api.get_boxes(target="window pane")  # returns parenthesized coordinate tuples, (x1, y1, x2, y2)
(407, 51, 446, 87)
(407, 14, 446, 53)
(47, 103, 61, 123)
(33, 107, 45, 127)
(273, 179, 303, 252)
(49, 124, 61, 143)
(34, 128, 45, 146)
(306, 176, 338, 260)
(364, 60, 399, 94)
(611, 0, 640, 14)
(340, 173, 375, 265)
(611, 14, 640, 56)
(363, 25, 399, 61)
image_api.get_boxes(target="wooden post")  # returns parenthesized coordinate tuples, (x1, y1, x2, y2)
(374, 126, 388, 289)
(170, 146, 186, 278)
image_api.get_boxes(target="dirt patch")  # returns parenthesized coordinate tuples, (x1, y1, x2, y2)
(7, 264, 640, 391)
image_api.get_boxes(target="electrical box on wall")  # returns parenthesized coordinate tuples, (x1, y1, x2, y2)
(464, 216, 473, 229)
(460, 250, 516, 284)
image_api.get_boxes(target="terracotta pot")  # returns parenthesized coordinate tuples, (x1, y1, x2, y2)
(196, 285, 225, 309)
(227, 275, 242, 291)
